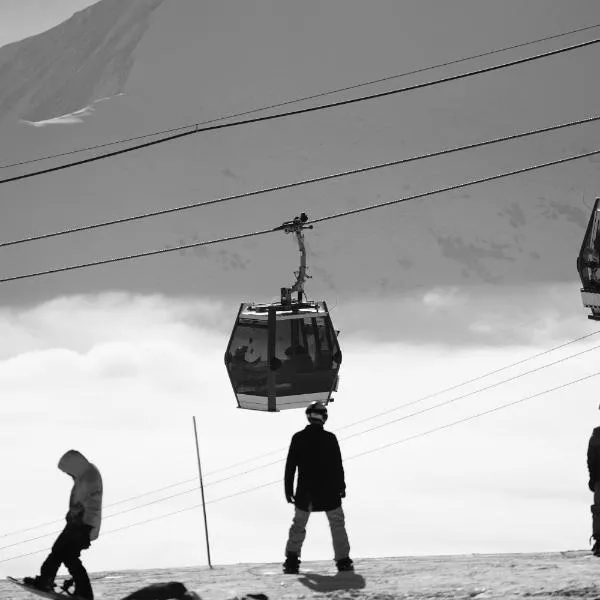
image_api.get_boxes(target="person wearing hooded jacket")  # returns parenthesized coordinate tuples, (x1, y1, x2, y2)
(588, 424, 600, 556)
(24, 450, 103, 599)
(282, 401, 353, 574)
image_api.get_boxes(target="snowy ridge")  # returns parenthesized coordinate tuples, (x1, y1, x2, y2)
(0, 0, 164, 124)
(20, 95, 119, 127)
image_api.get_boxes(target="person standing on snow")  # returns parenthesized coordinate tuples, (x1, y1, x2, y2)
(25, 450, 103, 600)
(588, 418, 600, 556)
(282, 401, 353, 574)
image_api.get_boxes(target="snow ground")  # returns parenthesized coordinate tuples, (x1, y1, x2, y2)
(1, 551, 599, 600)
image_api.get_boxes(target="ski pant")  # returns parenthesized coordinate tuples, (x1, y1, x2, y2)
(40, 523, 94, 600)
(592, 483, 600, 540)
(285, 505, 350, 560)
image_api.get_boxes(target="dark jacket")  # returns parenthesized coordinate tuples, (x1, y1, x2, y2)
(284, 423, 346, 512)
(588, 427, 600, 484)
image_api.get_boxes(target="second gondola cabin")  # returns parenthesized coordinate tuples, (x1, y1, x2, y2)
(578, 197, 600, 320)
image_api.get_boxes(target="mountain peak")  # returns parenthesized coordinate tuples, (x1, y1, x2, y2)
(0, 0, 165, 123)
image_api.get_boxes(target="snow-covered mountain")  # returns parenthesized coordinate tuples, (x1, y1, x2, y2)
(1, 0, 599, 306)
(0, 0, 165, 124)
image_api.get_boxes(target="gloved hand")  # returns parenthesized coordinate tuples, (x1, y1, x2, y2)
(590, 478, 596, 492)
(286, 494, 295, 504)
(66, 502, 84, 524)
(340, 490, 346, 499)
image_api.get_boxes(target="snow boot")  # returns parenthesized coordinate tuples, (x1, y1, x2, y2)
(283, 552, 300, 574)
(61, 579, 75, 595)
(336, 557, 354, 572)
(23, 576, 54, 593)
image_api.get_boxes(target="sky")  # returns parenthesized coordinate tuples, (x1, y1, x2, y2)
(1, 0, 600, 580)
(0, 1, 97, 48)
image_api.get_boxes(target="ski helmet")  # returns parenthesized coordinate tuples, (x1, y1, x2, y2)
(305, 401, 328, 423)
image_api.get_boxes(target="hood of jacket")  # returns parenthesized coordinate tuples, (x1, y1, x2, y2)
(58, 449, 91, 478)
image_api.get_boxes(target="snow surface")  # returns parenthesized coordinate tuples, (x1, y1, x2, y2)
(1, 552, 598, 600)
(20, 96, 118, 127)
(0, 0, 164, 124)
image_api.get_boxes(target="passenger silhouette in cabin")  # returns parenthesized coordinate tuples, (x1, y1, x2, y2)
(24, 450, 103, 600)
(282, 401, 353, 574)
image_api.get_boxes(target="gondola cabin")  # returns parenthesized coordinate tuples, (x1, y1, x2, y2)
(578, 197, 600, 320)
(224, 300, 341, 412)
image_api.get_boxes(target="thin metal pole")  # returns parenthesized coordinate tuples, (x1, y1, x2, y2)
(192, 416, 213, 569)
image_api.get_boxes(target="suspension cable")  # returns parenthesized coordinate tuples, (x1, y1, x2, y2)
(2, 332, 597, 545)
(3, 21, 600, 173)
(1, 37, 599, 187)
(2, 112, 600, 249)
(2, 146, 599, 284)
(2, 369, 595, 564)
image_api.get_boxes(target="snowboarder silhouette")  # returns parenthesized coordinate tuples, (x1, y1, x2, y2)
(24, 450, 103, 599)
(282, 401, 353, 574)
(588, 414, 600, 556)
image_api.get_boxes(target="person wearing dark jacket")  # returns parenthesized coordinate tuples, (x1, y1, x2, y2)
(588, 425, 600, 556)
(283, 401, 353, 574)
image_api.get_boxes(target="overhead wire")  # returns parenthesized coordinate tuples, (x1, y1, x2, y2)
(2, 21, 600, 174)
(3, 21, 600, 175)
(0, 486, 200, 551)
(1, 26, 598, 551)
(194, 331, 600, 471)
(3, 368, 597, 564)
(0, 477, 200, 540)
(330, 330, 600, 431)
(2, 145, 600, 284)
(2, 331, 598, 547)
(1, 37, 600, 188)
(1, 18, 597, 570)
(339, 340, 600, 441)
(3, 112, 600, 249)
(130, 336, 600, 488)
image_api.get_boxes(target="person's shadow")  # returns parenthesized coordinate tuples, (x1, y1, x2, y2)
(298, 571, 366, 592)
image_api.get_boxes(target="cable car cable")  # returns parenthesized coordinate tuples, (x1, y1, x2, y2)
(0, 485, 203, 551)
(2, 145, 600, 285)
(0, 305, 597, 547)
(0, 30, 598, 562)
(334, 331, 600, 432)
(3, 112, 600, 249)
(194, 330, 600, 475)
(345, 370, 600, 463)
(1, 36, 599, 188)
(309, 146, 600, 226)
(339, 340, 600, 442)
(163, 337, 600, 484)
(3, 330, 597, 548)
(2, 367, 596, 564)
(3, 21, 599, 174)
(0, 477, 201, 540)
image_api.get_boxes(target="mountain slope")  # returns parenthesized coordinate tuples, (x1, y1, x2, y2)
(0, 0, 164, 123)
(0, 0, 599, 307)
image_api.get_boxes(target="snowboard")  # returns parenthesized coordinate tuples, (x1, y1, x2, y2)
(6, 577, 86, 600)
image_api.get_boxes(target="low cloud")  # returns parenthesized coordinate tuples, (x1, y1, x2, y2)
(335, 282, 592, 347)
